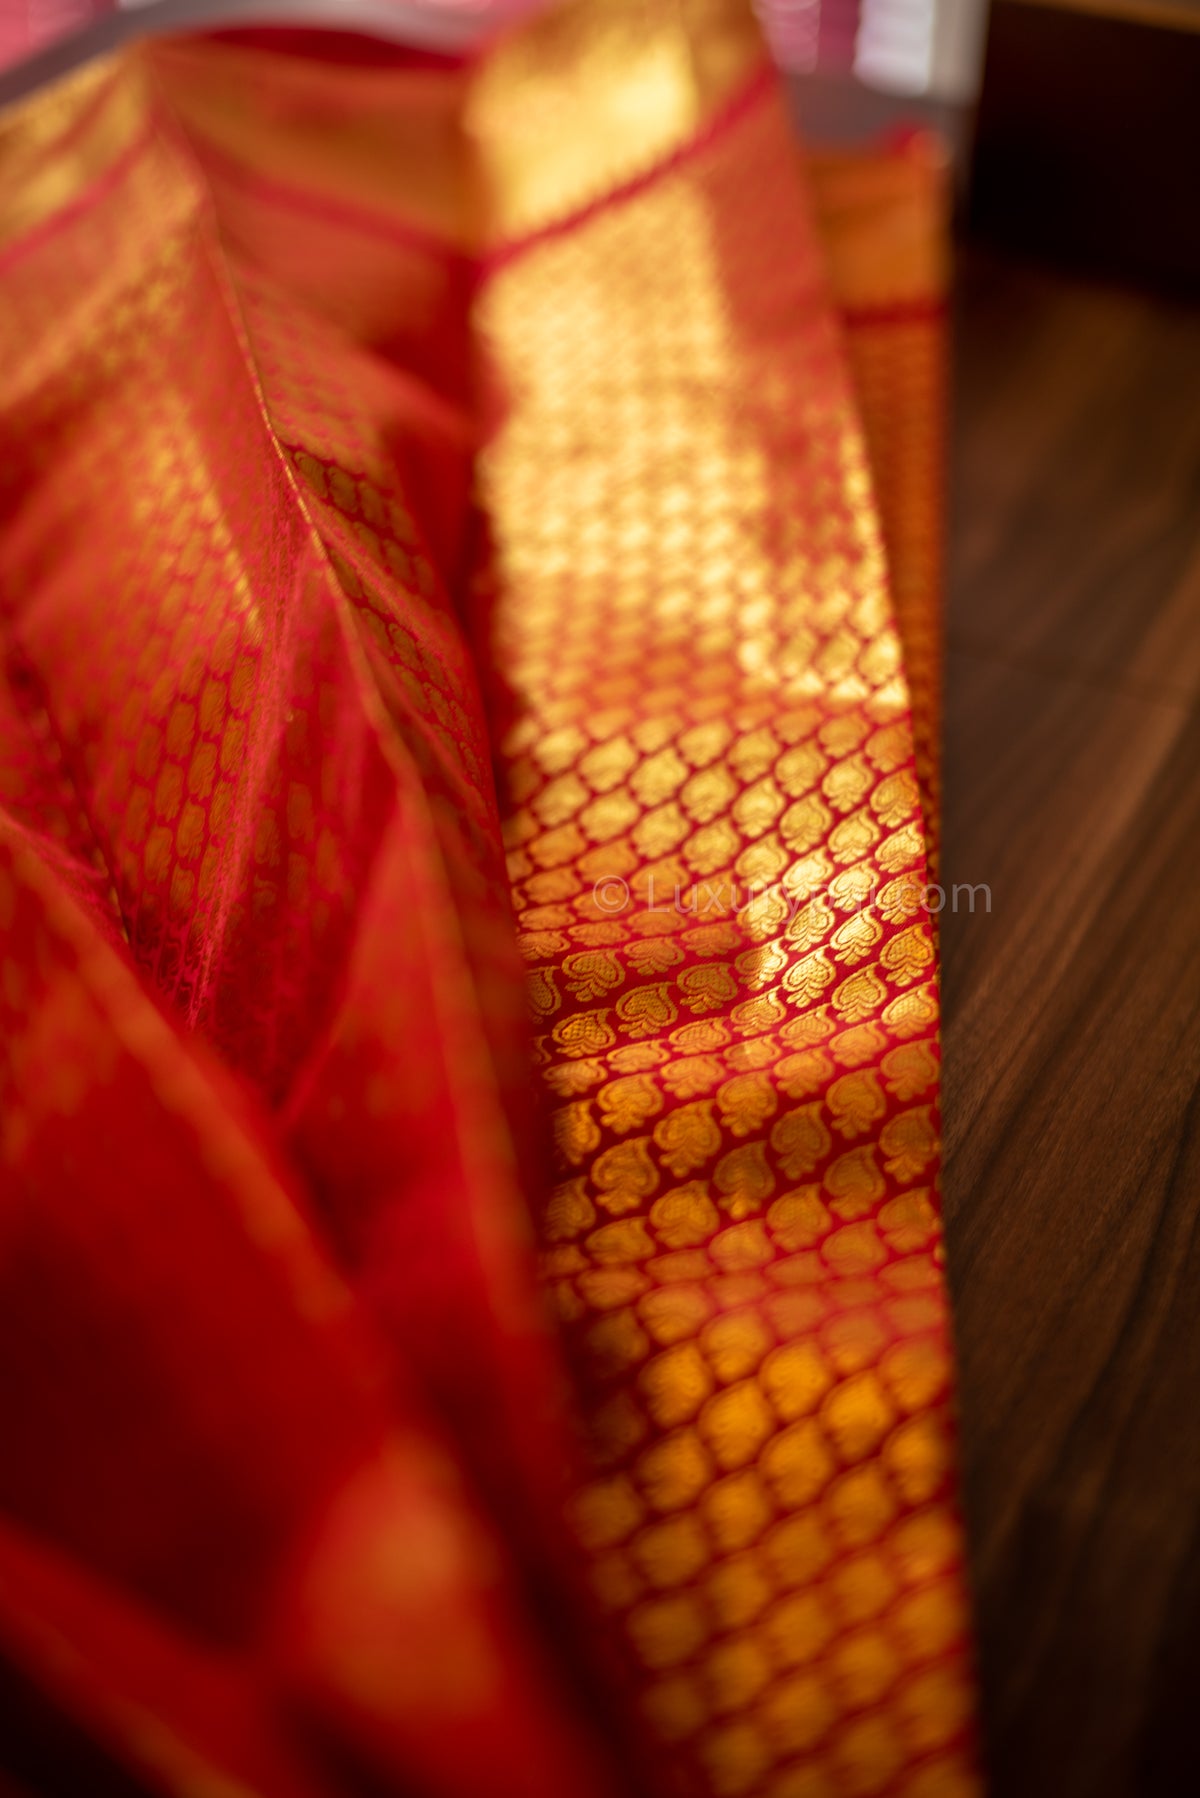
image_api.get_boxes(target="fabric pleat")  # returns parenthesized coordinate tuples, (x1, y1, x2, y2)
(0, 7, 977, 1796)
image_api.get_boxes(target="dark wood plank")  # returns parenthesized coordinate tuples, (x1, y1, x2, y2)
(943, 247, 1200, 1796)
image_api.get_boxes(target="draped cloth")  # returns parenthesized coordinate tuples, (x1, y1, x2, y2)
(0, 5, 976, 1795)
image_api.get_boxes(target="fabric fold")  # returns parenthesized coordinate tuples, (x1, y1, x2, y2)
(0, 7, 977, 1795)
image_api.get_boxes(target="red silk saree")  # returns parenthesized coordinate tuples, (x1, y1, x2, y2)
(0, 4, 976, 1794)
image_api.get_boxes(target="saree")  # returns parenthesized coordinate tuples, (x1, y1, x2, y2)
(0, 3, 974, 1794)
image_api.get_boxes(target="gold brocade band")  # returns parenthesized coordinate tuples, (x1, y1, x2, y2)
(808, 139, 949, 861)
(468, 0, 768, 247)
(0, 58, 143, 250)
(472, 2, 976, 1792)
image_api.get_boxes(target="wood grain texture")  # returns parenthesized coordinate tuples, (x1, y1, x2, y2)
(942, 247, 1200, 1797)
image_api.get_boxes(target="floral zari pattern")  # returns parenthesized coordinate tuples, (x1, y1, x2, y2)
(472, 8, 973, 1793)
(0, 4, 976, 1797)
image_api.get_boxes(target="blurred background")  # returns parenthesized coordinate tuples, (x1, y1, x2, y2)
(766, 0, 1200, 285)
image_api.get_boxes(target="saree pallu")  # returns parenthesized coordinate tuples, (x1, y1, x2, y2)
(0, 4, 975, 1795)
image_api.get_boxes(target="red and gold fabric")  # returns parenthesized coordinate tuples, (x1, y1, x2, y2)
(0, 5, 976, 1795)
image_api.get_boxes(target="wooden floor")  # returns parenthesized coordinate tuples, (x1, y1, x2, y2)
(942, 245, 1200, 1797)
